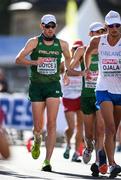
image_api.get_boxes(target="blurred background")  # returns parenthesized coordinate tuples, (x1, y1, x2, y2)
(0, 0, 121, 93)
(0, 0, 121, 146)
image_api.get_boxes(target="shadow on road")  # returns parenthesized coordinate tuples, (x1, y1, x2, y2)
(0, 170, 49, 180)
(52, 170, 121, 179)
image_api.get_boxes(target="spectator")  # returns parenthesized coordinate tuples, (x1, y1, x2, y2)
(0, 68, 8, 92)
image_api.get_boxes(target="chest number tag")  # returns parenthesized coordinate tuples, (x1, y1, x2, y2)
(37, 57, 57, 75)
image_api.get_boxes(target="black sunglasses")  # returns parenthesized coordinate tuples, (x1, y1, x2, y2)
(108, 24, 121, 28)
(92, 29, 106, 34)
(44, 24, 56, 29)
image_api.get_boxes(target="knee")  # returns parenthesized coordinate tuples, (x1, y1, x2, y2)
(47, 122, 56, 133)
(105, 126, 116, 137)
(96, 124, 105, 136)
(33, 129, 41, 135)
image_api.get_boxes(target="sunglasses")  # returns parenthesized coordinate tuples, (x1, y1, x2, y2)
(44, 24, 56, 29)
(92, 29, 106, 34)
(96, 29, 106, 34)
(108, 24, 121, 28)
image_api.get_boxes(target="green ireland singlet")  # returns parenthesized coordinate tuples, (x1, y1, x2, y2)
(81, 54, 99, 97)
(30, 35, 62, 83)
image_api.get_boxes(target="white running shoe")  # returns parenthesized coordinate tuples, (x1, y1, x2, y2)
(109, 164, 121, 178)
(82, 148, 92, 164)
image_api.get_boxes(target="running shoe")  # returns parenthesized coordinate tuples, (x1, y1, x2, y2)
(109, 164, 121, 178)
(116, 145, 121, 152)
(71, 152, 81, 162)
(31, 136, 41, 159)
(98, 149, 108, 174)
(82, 148, 93, 164)
(86, 139, 94, 152)
(90, 163, 99, 177)
(41, 160, 52, 172)
(63, 146, 71, 159)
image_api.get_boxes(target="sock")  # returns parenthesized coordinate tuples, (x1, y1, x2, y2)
(44, 160, 50, 166)
(96, 161, 99, 166)
(34, 132, 41, 144)
(75, 151, 80, 156)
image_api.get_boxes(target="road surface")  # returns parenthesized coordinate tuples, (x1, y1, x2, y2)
(0, 145, 121, 180)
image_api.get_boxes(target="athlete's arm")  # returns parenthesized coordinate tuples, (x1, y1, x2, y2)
(84, 36, 100, 70)
(60, 40, 71, 70)
(70, 47, 85, 69)
(15, 37, 43, 66)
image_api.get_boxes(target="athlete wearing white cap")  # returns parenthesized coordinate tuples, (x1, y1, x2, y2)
(41, 14, 56, 25)
(15, 14, 71, 172)
(84, 10, 121, 178)
(89, 22, 105, 32)
(81, 22, 107, 177)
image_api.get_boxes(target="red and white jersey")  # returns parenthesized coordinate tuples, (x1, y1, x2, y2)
(61, 65, 82, 99)
(96, 34, 121, 94)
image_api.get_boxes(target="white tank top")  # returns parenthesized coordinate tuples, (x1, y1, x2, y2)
(61, 65, 82, 99)
(96, 34, 121, 94)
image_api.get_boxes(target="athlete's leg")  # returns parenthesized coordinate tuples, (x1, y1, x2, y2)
(83, 113, 95, 164)
(71, 110, 84, 162)
(75, 110, 84, 153)
(31, 102, 45, 159)
(84, 113, 95, 147)
(0, 128, 10, 159)
(100, 101, 115, 165)
(64, 111, 75, 147)
(95, 110, 105, 151)
(113, 106, 121, 154)
(96, 91, 121, 177)
(45, 97, 60, 161)
(63, 111, 75, 159)
(32, 102, 45, 135)
(116, 122, 121, 152)
(107, 105, 121, 178)
(95, 110, 107, 174)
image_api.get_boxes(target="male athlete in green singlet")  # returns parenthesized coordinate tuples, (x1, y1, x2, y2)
(15, 14, 71, 172)
(81, 23, 107, 176)
(70, 22, 107, 176)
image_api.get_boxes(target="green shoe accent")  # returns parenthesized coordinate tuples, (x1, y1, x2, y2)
(43, 160, 50, 166)
(31, 138, 41, 159)
(42, 160, 52, 172)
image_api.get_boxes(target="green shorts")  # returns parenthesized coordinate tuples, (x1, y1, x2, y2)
(81, 96, 98, 115)
(29, 81, 62, 102)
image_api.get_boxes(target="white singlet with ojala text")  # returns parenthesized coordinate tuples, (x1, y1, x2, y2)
(97, 34, 121, 94)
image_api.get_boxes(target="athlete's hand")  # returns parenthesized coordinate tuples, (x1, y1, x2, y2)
(85, 70, 92, 80)
(63, 72, 70, 86)
(36, 58, 45, 65)
(80, 70, 86, 76)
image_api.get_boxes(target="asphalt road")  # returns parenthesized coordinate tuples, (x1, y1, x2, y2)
(0, 145, 121, 180)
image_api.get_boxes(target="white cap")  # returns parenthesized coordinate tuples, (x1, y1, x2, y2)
(89, 22, 104, 32)
(105, 10, 121, 25)
(41, 14, 56, 25)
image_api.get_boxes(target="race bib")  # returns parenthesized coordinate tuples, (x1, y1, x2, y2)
(85, 71, 98, 89)
(101, 59, 121, 77)
(37, 57, 57, 75)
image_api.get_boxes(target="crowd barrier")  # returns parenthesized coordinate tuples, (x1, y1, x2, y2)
(0, 93, 67, 132)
